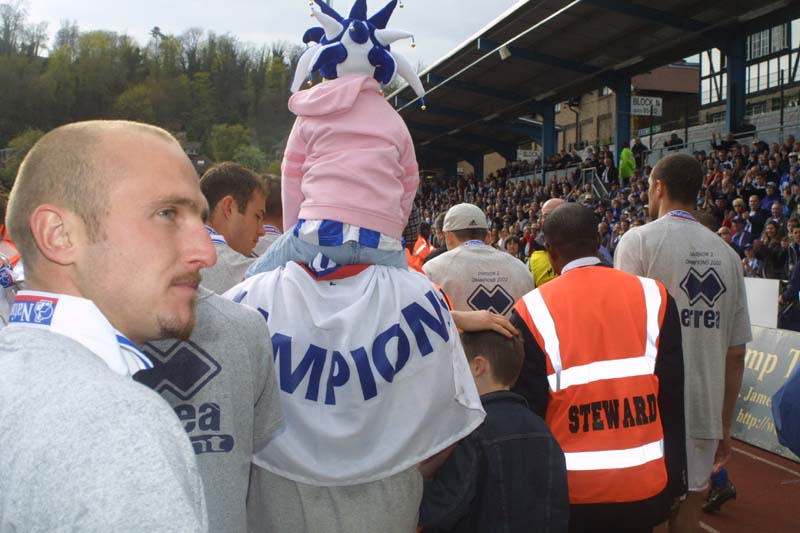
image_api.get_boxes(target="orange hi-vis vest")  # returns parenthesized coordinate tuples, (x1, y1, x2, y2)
(413, 235, 434, 261)
(0, 226, 20, 267)
(515, 265, 669, 505)
(406, 248, 424, 273)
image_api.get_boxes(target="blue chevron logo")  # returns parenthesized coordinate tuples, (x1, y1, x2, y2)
(467, 284, 514, 315)
(679, 267, 727, 307)
(137, 340, 221, 401)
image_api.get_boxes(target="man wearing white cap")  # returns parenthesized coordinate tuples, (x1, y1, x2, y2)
(423, 203, 534, 318)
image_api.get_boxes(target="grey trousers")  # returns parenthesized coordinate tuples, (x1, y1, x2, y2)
(247, 465, 423, 533)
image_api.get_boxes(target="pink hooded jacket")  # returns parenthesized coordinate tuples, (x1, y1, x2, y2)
(281, 75, 419, 240)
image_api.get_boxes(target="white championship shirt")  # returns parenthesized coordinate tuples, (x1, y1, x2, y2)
(225, 256, 485, 486)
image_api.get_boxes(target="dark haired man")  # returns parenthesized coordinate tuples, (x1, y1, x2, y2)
(616, 152, 751, 532)
(512, 202, 686, 532)
(423, 203, 534, 318)
(200, 162, 267, 293)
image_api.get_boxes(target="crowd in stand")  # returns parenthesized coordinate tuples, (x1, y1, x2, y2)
(417, 132, 800, 284)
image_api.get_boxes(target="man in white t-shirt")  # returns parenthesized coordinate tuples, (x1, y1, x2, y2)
(424, 203, 534, 318)
(615, 152, 751, 532)
(200, 162, 267, 293)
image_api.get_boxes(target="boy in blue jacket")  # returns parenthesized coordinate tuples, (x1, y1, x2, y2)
(419, 331, 569, 533)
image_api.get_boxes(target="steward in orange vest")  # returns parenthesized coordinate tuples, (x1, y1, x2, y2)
(510, 204, 687, 532)
(412, 223, 435, 262)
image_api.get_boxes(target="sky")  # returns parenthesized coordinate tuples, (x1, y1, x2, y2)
(26, 0, 525, 70)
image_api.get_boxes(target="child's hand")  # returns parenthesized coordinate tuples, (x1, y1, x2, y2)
(451, 310, 518, 338)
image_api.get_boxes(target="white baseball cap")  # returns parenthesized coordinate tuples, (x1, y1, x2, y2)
(443, 203, 488, 232)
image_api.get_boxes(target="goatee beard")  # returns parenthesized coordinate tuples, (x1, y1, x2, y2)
(157, 296, 197, 340)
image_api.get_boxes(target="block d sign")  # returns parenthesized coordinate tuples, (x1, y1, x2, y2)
(631, 96, 663, 117)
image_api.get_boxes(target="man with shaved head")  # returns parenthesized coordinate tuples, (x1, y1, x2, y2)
(511, 202, 687, 532)
(528, 198, 564, 286)
(615, 152, 751, 532)
(0, 120, 215, 529)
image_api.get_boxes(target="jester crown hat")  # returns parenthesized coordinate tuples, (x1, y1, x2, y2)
(291, 0, 425, 102)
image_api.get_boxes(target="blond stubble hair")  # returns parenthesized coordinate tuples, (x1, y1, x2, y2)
(6, 120, 179, 274)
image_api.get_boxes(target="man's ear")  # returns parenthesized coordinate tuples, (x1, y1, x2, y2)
(220, 195, 236, 220)
(653, 178, 665, 200)
(28, 205, 83, 266)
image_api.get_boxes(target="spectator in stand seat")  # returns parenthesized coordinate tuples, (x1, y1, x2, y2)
(766, 158, 781, 184)
(787, 226, 800, 276)
(786, 182, 800, 219)
(752, 138, 769, 155)
(712, 132, 737, 152)
(770, 202, 788, 235)
(731, 197, 747, 221)
(504, 235, 524, 262)
(632, 136, 649, 169)
(780, 160, 798, 191)
(731, 216, 751, 257)
(756, 221, 787, 280)
(761, 182, 781, 211)
(664, 132, 684, 151)
(707, 194, 729, 229)
(742, 244, 763, 277)
(717, 226, 740, 255)
(746, 194, 768, 238)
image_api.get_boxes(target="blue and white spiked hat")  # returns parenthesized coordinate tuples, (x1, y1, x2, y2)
(291, 0, 426, 105)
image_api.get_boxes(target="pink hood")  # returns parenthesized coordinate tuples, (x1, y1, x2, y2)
(289, 75, 381, 118)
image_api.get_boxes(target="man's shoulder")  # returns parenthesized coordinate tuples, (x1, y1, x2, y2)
(0, 329, 178, 426)
(197, 287, 265, 331)
(422, 249, 457, 276)
(214, 244, 255, 268)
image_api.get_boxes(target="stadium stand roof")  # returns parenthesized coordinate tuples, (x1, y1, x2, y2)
(391, 0, 800, 170)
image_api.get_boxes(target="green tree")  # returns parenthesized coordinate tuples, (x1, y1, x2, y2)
(40, 45, 77, 126)
(187, 71, 214, 144)
(72, 31, 133, 119)
(233, 144, 267, 172)
(209, 123, 251, 162)
(0, 13, 299, 165)
(149, 73, 191, 130)
(0, 127, 43, 189)
(112, 83, 155, 122)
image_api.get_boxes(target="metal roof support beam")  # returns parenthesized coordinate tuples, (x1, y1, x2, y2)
(477, 38, 600, 74)
(540, 103, 557, 160)
(497, 146, 517, 163)
(724, 37, 747, 134)
(425, 73, 527, 102)
(613, 77, 631, 160)
(583, 0, 708, 32)
(467, 154, 485, 180)
(447, 161, 459, 179)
